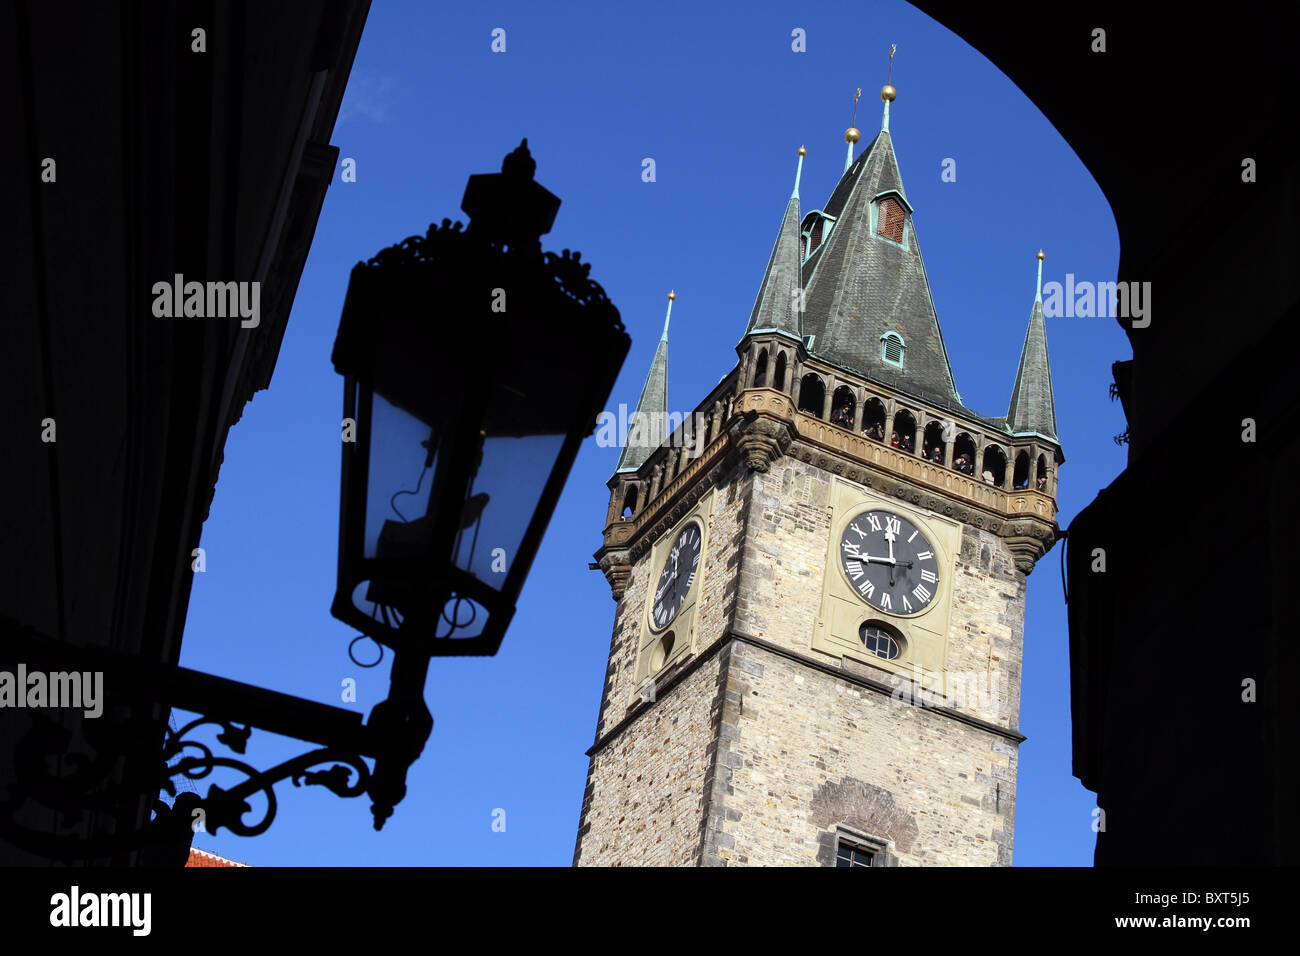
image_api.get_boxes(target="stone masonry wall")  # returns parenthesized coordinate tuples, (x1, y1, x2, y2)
(701, 640, 1019, 866)
(577, 452, 1030, 866)
(573, 652, 723, 866)
(575, 463, 749, 865)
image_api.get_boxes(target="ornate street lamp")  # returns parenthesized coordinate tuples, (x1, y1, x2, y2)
(0, 140, 628, 858)
(331, 139, 628, 660)
(329, 139, 628, 827)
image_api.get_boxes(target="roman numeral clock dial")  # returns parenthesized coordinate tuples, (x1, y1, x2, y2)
(839, 510, 940, 616)
(651, 523, 702, 631)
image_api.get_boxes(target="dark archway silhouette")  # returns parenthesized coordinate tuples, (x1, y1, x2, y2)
(922, 421, 946, 464)
(798, 374, 825, 417)
(830, 386, 855, 429)
(981, 445, 1006, 486)
(953, 433, 977, 475)
(862, 398, 886, 440)
(1013, 451, 1030, 489)
(891, 410, 916, 453)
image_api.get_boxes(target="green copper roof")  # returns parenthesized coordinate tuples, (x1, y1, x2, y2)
(1006, 296, 1059, 442)
(798, 130, 961, 408)
(744, 187, 804, 340)
(615, 299, 671, 472)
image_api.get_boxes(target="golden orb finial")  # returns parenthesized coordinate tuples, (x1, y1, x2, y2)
(667, 290, 676, 301)
(844, 127, 861, 144)
(798, 145, 807, 156)
(880, 84, 896, 102)
(1036, 249, 1045, 261)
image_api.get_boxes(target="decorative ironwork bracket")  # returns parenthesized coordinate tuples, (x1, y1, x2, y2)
(0, 617, 432, 863)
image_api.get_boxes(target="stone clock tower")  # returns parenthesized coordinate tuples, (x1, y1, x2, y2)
(573, 86, 1061, 867)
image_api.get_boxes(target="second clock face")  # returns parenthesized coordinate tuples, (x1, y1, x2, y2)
(838, 509, 940, 615)
(652, 523, 702, 631)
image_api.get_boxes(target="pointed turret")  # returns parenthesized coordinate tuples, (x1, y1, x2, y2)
(744, 148, 805, 340)
(616, 292, 674, 472)
(1006, 251, 1059, 441)
(799, 76, 961, 407)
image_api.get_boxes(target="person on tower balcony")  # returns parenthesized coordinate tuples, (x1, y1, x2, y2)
(890, 431, 900, 448)
(1036, 472, 1048, 491)
(831, 402, 854, 429)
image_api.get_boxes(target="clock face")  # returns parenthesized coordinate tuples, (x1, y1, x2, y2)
(651, 523, 702, 631)
(838, 509, 940, 616)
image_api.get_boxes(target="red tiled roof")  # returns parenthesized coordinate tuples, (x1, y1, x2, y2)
(185, 847, 249, 867)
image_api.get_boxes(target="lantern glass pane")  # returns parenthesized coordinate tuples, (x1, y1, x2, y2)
(364, 391, 437, 561)
(453, 430, 565, 589)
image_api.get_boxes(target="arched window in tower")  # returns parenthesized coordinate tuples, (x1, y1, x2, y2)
(881, 331, 905, 369)
(922, 421, 947, 464)
(953, 433, 977, 475)
(981, 445, 1007, 486)
(798, 373, 825, 417)
(621, 485, 639, 519)
(1035, 454, 1050, 491)
(1013, 451, 1030, 489)
(877, 197, 905, 243)
(830, 386, 855, 429)
(773, 352, 787, 392)
(752, 348, 769, 388)
(891, 410, 916, 453)
(862, 398, 886, 441)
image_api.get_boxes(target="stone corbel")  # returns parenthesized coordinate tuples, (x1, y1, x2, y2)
(729, 389, 800, 473)
(595, 549, 633, 601)
(731, 410, 798, 473)
(997, 519, 1059, 575)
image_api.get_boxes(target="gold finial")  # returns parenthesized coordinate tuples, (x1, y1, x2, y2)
(798, 145, 807, 156)
(881, 43, 897, 102)
(667, 290, 676, 301)
(1036, 249, 1045, 261)
(844, 128, 861, 144)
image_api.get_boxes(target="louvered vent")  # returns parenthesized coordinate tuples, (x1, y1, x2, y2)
(878, 197, 905, 243)
(881, 333, 904, 367)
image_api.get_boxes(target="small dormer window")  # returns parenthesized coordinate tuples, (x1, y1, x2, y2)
(800, 210, 835, 263)
(877, 197, 905, 243)
(881, 331, 905, 368)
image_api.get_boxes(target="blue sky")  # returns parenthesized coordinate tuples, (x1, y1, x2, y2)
(177, 0, 1128, 865)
